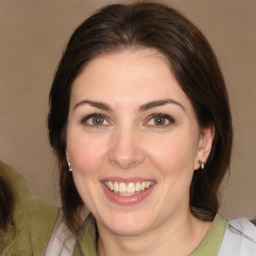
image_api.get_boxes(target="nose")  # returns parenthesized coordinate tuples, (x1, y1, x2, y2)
(108, 127, 145, 169)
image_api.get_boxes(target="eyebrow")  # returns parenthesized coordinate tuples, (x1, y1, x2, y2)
(73, 98, 185, 112)
(73, 100, 112, 112)
(139, 99, 185, 112)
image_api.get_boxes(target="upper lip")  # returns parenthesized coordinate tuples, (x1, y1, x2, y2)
(101, 177, 156, 183)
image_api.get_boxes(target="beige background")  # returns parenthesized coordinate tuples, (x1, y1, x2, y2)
(0, 0, 255, 219)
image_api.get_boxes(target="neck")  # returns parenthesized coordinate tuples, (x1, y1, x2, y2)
(97, 210, 212, 256)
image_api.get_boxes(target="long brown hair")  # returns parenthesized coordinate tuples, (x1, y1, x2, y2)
(48, 2, 232, 234)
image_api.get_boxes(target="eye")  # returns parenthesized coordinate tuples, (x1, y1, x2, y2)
(80, 113, 110, 127)
(147, 113, 175, 127)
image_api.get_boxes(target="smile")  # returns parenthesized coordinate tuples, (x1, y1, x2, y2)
(101, 178, 156, 205)
(104, 181, 154, 196)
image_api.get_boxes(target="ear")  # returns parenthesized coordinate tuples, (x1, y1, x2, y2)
(194, 125, 215, 170)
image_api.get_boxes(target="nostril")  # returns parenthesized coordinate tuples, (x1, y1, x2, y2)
(108, 150, 145, 169)
(108, 131, 145, 169)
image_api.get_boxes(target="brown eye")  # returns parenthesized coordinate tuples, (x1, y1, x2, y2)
(81, 113, 109, 126)
(92, 116, 104, 125)
(154, 116, 166, 125)
(147, 114, 175, 127)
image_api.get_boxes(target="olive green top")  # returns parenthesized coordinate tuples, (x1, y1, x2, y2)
(190, 215, 226, 255)
(0, 161, 58, 256)
(72, 214, 226, 256)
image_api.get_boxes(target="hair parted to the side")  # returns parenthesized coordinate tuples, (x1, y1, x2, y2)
(48, 2, 232, 235)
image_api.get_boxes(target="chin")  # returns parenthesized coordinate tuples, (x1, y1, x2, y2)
(100, 211, 154, 236)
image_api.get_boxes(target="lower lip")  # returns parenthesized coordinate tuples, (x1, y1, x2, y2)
(101, 182, 155, 205)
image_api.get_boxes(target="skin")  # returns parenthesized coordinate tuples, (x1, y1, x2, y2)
(66, 48, 214, 256)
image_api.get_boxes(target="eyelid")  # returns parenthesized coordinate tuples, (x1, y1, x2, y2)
(80, 112, 111, 126)
(145, 113, 176, 126)
(79, 112, 175, 128)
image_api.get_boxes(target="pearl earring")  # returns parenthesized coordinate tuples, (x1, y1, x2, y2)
(67, 157, 72, 172)
(199, 160, 205, 170)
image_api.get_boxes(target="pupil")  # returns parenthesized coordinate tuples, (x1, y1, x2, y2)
(93, 117, 103, 125)
(155, 117, 164, 125)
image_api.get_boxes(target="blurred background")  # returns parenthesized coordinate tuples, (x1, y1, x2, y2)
(0, 0, 255, 219)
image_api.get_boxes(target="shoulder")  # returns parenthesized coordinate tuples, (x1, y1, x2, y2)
(0, 160, 58, 231)
(228, 218, 256, 240)
(0, 161, 27, 190)
(0, 160, 58, 217)
(0, 161, 58, 255)
(218, 218, 256, 255)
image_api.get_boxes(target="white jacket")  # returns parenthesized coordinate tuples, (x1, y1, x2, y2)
(218, 218, 256, 255)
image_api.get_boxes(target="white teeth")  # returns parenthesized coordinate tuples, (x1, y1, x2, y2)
(104, 181, 153, 195)
(141, 182, 145, 190)
(108, 181, 114, 190)
(145, 181, 151, 188)
(114, 182, 118, 192)
(135, 182, 141, 192)
(119, 182, 126, 193)
(127, 183, 135, 193)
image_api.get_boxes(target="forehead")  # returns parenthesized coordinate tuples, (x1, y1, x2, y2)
(73, 48, 174, 92)
(70, 48, 192, 111)
(79, 47, 171, 77)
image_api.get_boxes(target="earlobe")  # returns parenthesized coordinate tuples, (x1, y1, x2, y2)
(65, 150, 69, 162)
(67, 159, 72, 172)
(66, 150, 73, 172)
(194, 125, 215, 170)
(198, 160, 205, 169)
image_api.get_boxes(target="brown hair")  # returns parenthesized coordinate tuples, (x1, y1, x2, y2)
(0, 167, 14, 231)
(48, 2, 232, 234)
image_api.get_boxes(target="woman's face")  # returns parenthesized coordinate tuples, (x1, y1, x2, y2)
(66, 48, 213, 236)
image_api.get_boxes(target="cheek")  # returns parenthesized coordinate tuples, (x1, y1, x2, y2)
(146, 133, 199, 175)
(67, 132, 108, 175)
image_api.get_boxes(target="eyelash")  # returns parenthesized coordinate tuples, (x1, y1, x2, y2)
(79, 112, 175, 128)
(80, 113, 109, 127)
(146, 113, 175, 127)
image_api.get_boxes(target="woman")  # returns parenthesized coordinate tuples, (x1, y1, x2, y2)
(47, 2, 256, 255)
